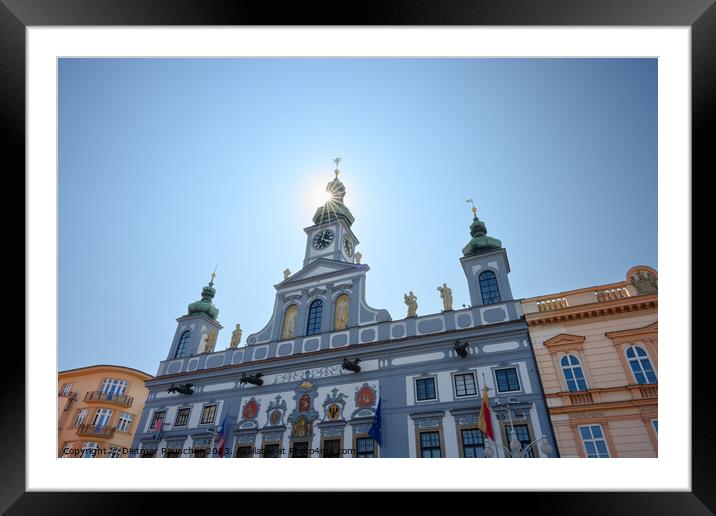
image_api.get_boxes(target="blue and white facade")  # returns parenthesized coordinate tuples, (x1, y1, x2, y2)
(130, 171, 557, 458)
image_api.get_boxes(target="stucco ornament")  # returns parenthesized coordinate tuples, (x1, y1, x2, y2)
(283, 268, 291, 280)
(354, 251, 362, 264)
(229, 324, 242, 349)
(404, 291, 418, 318)
(437, 283, 453, 311)
(631, 270, 657, 294)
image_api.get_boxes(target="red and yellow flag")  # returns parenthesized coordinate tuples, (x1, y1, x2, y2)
(476, 384, 494, 441)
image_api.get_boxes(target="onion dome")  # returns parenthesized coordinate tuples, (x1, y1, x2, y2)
(312, 159, 355, 227)
(462, 204, 502, 257)
(187, 272, 219, 320)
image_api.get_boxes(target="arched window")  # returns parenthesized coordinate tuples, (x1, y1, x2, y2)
(626, 345, 657, 384)
(281, 304, 298, 340)
(175, 330, 191, 358)
(479, 271, 501, 305)
(306, 299, 324, 336)
(561, 354, 588, 392)
(334, 294, 350, 331)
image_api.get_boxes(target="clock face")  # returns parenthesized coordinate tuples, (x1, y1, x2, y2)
(312, 229, 334, 249)
(343, 235, 354, 257)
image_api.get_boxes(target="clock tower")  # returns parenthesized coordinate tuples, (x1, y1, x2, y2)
(302, 161, 359, 267)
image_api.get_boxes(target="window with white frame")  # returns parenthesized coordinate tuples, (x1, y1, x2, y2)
(117, 412, 133, 432)
(73, 408, 88, 427)
(108, 446, 123, 458)
(494, 367, 521, 392)
(200, 404, 217, 424)
(60, 383, 73, 396)
(100, 378, 128, 396)
(91, 408, 113, 428)
(560, 354, 588, 391)
(454, 372, 477, 397)
(415, 377, 437, 401)
(579, 424, 610, 458)
(81, 441, 100, 458)
(625, 345, 657, 384)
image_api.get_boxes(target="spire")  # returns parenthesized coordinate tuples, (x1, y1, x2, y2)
(187, 270, 220, 320)
(462, 200, 502, 257)
(312, 158, 355, 227)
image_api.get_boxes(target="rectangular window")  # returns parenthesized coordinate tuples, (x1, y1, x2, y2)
(140, 448, 157, 458)
(150, 410, 166, 430)
(495, 368, 521, 392)
(461, 428, 485, 458)
(108, 446, 122, 459)
(117, 412, 133, 432)
(322, 439, 341, 458)
(235, 446, 253, 458)
(356, 437, 375, 458)
(192, 448, 208, 458)
(579, 424, 611, 458)
(416, 377, 437, 401)
(419, 431, 442, 458)
(291, 442, 310, 458)
(512, 424, 535, 458)
(81, 441, 99, 458)
(174, 408, 190, 427)
(91, 408, 113, 428)
(263, 444, 280, 458)
(100, 378, 128, 396)
(454, 373, 477, 397)
(73, 408, 88, 427)
(60, 383, 73, 396)
(200, 405, 217, 425)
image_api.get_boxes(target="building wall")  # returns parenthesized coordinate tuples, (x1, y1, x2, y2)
(523, 266, 658, 458)
(131, 320, 556, 458)
(58, 365, 152, 458)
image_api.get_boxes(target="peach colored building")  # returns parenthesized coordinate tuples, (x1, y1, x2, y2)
(522, 266, 658, 458)
(58, 365, 152, 458)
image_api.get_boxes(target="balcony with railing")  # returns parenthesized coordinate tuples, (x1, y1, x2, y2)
(76, 424, 116, 438)
(84, 391, 134, 407)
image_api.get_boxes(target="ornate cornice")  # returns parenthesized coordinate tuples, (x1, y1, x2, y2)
(543, 333, 586, 353)
(526, 293, 657, 327)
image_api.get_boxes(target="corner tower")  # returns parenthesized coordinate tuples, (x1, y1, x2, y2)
(166, 272, 223, 360)
(460, 202, 514, 308)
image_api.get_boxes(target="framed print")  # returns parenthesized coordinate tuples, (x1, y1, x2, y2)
(7, 0, 712, 513)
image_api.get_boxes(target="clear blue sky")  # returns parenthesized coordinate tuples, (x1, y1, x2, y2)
(58, 58, 657, 375)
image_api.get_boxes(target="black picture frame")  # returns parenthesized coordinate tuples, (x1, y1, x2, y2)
(6, 0, 709, 513)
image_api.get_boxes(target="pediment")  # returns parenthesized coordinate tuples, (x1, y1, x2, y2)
(278, 259, 365, 286)
(543, 333, 586, 352)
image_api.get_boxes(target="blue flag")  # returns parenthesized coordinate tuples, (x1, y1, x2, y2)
(368, 398, 383, 447)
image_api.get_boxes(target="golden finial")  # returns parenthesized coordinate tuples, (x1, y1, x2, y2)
(466, 198, 477, 217)
(210, 265, 217, 285)
(333, 157, 341, 178)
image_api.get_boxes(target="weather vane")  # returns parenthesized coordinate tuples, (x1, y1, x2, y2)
(333, 157, 341, 178)
(466, 198, 477, 217)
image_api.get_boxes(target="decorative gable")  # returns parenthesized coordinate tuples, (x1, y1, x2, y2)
(543, 333, 586, 353)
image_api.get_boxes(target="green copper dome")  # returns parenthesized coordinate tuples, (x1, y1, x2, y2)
(312, 175, 355, 227)
(187, 276, 219, 320)
(462, 216, 502, 257)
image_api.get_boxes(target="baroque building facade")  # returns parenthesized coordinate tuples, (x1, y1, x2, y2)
(58, 364, 152, 458)
(130, 166, 557, 458)
(522, 266, 658, 457)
